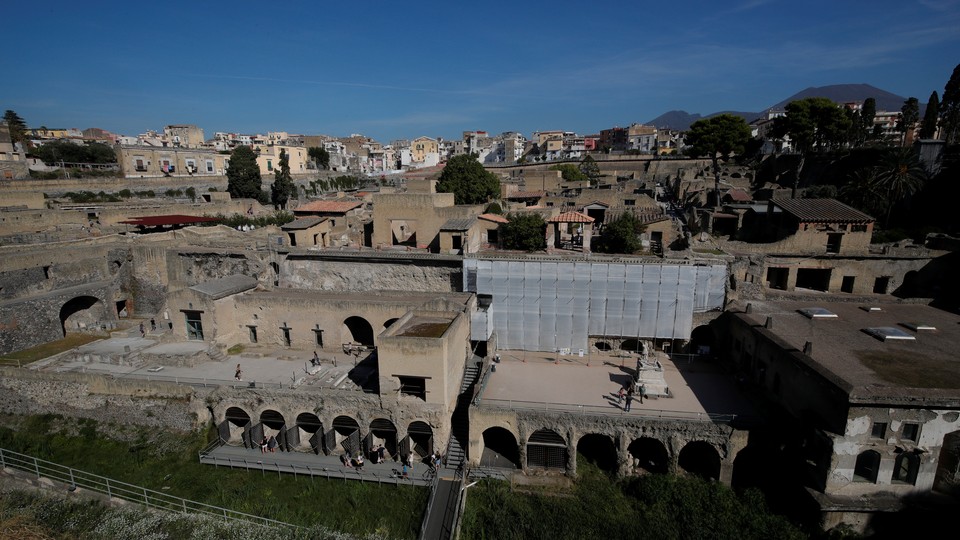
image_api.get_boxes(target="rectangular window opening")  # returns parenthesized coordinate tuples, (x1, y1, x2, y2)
(871, 422, 887, 439)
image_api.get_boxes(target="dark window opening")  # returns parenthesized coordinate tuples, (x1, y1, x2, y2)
(313, 327, 324, 347)
(903, 423, 920, 442)
(43, 266, 51, 279)
(398, 376, 426, 400)
(452, 235, 462, 250)
(826, 233, 843, 253)
(796, 268, 831, 292)
(487, 229, 499, 244)
(281, 327, 291, 347)
(766, 267, 789, 290)
(872, 422, 887, 439)
(288, 232, 297, 247)
(874, 276, 890, 294)
(184, 310, 204, 340)
(854, 450, 881, 483)
(248, 326, 258, 343)
(892, 452, 920, 485)
(841, 276, 856, 293)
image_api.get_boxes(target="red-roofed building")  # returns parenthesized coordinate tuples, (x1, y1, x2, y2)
(546, 211, 595, 252)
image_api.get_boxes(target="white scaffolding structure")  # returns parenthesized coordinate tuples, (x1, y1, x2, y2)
(463, 259, 726, 352)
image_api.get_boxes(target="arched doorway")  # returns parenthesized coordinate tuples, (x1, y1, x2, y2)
(59, 296, 105, 335)
(331, 415, 361, 456)
(343, 316, 374, 347)
(595, 341, 613, 351)
(384, 318, 399, 331)
(628, 437, 669, 474)
(577, 433, 618, 473)
(678, 441, 721, 480)
(481, 427, 520, 469)
(731, 444, 771, 491)
(854, 450, 881, 483)
(689, 325, 715, 356)
(222, 407, 251, 447)
(259, 410, 287, 451)
(527, 429, 567, 471)
(620, 339, 643, 353)
(367, 418, 398, 460)
(294, 413, 324, 454)
(405, 421, 434, 463)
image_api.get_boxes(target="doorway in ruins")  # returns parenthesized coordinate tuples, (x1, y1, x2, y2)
(59, 296, 107, 335)
(391, 219, 417, 246)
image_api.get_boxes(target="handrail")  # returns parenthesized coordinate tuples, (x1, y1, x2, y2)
(475, 398, 741, 423)
(0, 447, 299, 530)
(198, 451, 431, 487)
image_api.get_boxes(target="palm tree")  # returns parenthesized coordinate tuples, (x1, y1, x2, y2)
(872, 148, 927, 226)
(840, 167, 883, 218)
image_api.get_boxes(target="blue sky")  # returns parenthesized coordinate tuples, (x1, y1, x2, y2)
(2, 0, 958, 142)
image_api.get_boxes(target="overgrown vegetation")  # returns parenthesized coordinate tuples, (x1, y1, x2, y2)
(31, 140, 117, 164)
(499, 213, 546, 251)
(308, 175, 360, 195)
(204, 211, 295, 228)
(30, 167, 121, 179)
(550, 163, 588, 182)
(460, 459, 806, 540)
(594, 212, 646, 254)
(0, 489, 380, 539)
(0, 415, 427, 538)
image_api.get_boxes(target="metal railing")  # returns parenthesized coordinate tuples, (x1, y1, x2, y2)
(0, 447, 298, 530)
(475, 398, 738, 423)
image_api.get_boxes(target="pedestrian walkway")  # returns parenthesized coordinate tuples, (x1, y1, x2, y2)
(200, 444, 433, 487)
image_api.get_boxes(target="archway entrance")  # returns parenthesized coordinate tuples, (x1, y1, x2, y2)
(577, 433, 618, 473)
(343, 316, 374, 347)
(689, 325, 715, 356)
(294, 413, 324, 454)
(527, 429, 567, 471)
(628, 437, 669, 474)
(481, 427, 520, 469)
(222, 406, 251, 447)
(259, 410, 287, 451)
(405, 421, 434, 463)
(331, 415, 361, 456)
(60, 296, 105, 335)
(384, 318, 399, 331)
(678, 441, 721, 480)
(367, 418, 398, 460)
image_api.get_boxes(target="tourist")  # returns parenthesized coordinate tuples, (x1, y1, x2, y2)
(267, 435, 278, 453)
(354, 454, 364, 470)
(617, 385, 626, 404)
(312, 351, 320, 366)
(150, 318, 156, 331)
(341, 453, 352, 468)
(402, 462, 409, 479)
(234, 364, 243, 381)
(377, 445, 386, 464)
(625, 385, 634, 412)
(139, 322, 145, 338)
(433, 452, 442, 472)
(260, 436, 268, 454)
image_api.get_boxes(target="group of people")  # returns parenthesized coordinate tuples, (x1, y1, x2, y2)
(616, 382, 643, 412)
(259, 434, 279, 454)
(340, 452, 365, 470)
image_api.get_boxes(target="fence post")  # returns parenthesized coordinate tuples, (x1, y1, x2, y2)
(33, 456, 40, 478)
(106, 479, 112, 500)
(144, 487, 149, 507)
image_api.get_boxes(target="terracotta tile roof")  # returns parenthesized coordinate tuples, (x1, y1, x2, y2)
(440, 217, 477, 231)
(282, 217, 327, 230)
(772, 198, 874, 223)
(478, 213, 509, 224)
(294, 199, 363, 214)
(547, 211, 595, 223)
(506, 191, 545, 199)
(120, 215, 220, 227)
(724, 189, 752, 202)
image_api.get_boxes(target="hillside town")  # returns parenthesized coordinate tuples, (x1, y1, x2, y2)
(2, 62, 960, 539)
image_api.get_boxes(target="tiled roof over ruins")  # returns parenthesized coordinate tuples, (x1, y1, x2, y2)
(772, 198, 873, 223)
(294, 200, 363, 214)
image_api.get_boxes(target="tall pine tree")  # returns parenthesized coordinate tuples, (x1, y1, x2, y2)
(897, 97, 920, 146)
(940, 63, 960, 144)
(270, 149, 295, 209)
(920, 91, 940, 139)
(3, 110, 28, 146)
(226, 145, 264, 201)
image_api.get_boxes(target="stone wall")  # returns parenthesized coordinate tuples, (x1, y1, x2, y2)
(281, 255, 461, 292)
(0, 367, 209, 433)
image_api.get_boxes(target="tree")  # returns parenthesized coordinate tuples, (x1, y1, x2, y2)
(873, 147, 927, 226)
(920, 91, 940, 139)
(770, 98, 852, 196)
(595, 212, 645, 254)
(32, 141, 116, 164)
(499, 213, 546, 251)
(2, 110, 28, 146)
(861, 97, 877, 143)
(579, 155, 600, 184)
(270, 149, 295, 209)
(226, 145, 264, 201)
(550, 163, 588, 182)
(436, 154, 500, 205)
(897, 97, 920, 146)
(940, 63, 960, 144)
(308, 146, 330, 170)
(685, 114, 752, 207)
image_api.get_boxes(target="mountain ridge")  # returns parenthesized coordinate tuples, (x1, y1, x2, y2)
(647, 83, 911, 131)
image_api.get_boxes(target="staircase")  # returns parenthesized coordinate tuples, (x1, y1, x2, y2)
(207, 345, 227, 363)
(444, 358, 482, 469)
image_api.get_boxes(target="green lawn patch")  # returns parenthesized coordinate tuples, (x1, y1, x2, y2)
(0, 333, 104, 366)
(0, 415, 427, 539)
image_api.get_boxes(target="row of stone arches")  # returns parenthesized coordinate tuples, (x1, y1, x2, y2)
(480, 427, 723, 480)
(220, 407, 435, 463)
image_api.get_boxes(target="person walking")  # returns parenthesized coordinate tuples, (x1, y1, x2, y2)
(139, 322, 145, 338)
(235, 364, 243, 381)
(617, 385, 626, 404)
(625, 385, 634, 412)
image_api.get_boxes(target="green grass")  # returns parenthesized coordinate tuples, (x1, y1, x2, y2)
(0, 333, 105, 366)
(226, 343, 245, 355)
(0, 415, 427, 539)
(460, 458, 806, 540)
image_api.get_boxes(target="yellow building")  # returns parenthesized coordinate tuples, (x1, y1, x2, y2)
(410, 136, 439, 165)
(254, 145, 309, 175)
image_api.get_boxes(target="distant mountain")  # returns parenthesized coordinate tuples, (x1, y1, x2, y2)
(647, 84, 910, 131)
